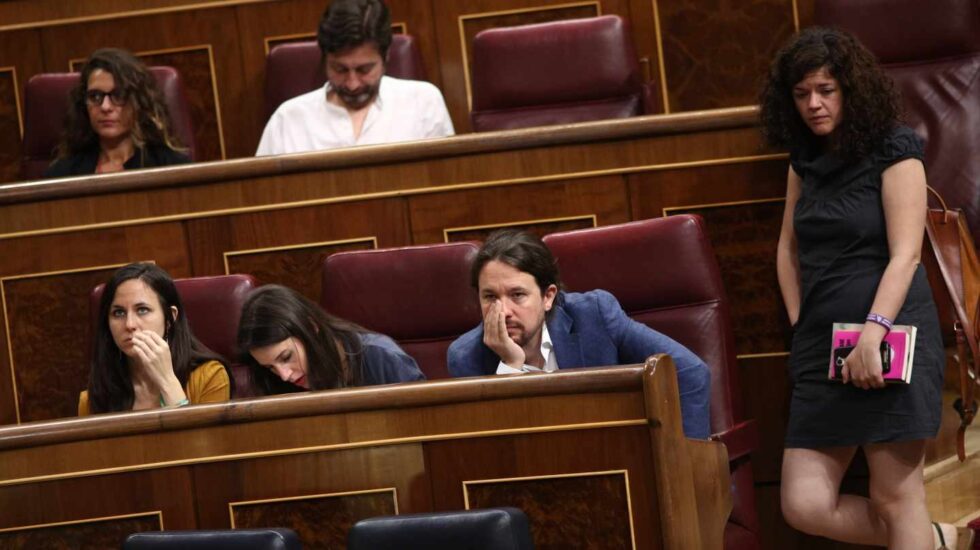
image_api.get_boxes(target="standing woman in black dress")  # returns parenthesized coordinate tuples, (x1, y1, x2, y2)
(762, 28, 967, 548)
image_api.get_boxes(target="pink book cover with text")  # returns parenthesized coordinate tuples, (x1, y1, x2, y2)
(828, 323, 916, 383)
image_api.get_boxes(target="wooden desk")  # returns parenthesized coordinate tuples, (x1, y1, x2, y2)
(0, 357, 731, 549)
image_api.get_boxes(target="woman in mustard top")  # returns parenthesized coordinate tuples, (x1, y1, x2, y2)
(78, 263, 230, 415)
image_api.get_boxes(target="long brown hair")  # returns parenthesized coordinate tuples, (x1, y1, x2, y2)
(236, 285, 369, 395)
(87, 263, 227, 413)
(58, 48, 184, 158)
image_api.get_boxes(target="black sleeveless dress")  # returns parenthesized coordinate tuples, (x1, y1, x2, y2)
(785, 126, 944, 448)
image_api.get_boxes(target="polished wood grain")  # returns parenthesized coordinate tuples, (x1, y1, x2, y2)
(225, 238, 377, 304)
(414, 176, 627, 244)
(0, 70, 22, 184)
(466, 470, 635, 548)
(0, 361, 726, 549)
(0, 513, 161, 549)
(231, 489, 397, 547)
(656, 0, 796, 112)
(3, 266, 120, 423)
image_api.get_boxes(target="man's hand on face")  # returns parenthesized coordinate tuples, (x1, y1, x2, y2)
(482, 300, 525, 369)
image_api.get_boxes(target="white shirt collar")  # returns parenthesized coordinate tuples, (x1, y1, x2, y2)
(495, 322, 559, 374)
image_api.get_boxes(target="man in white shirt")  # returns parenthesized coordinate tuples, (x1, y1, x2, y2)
(256, 0, 454, 156)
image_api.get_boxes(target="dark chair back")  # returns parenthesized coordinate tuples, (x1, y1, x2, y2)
(123, 528, 301, 549)
(348, 508, 533, 550)
(321, 242, 482, 379)
(470, 15, 649, 131)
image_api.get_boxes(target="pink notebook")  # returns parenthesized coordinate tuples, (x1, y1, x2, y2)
(828, 323, 917, 384)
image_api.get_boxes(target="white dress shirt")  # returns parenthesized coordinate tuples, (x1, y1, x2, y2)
(256, 76, 455, 155)
(496, 324, 560, 374)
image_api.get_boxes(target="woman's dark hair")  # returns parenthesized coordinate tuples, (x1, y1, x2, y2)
(470, 230, 564, 300)
(58, 48, 184, 158)
(236, 285, 369, 395)
(317, 0, 392, 60)
(87, 263, 226, 414)
(759, 27, 901, 160)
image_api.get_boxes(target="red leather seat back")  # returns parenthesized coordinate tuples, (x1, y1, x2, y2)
(469, 15, 645, 131)
(816, 0, 980, 241)
(263, 34, 427, 121)
(543, 215, 760, 546)
(22, 66, 197, 180)
(321, 243, 482, 379)
(89, 274, 258, 398)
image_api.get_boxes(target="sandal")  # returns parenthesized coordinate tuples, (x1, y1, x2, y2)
(936, 522, 950, 549)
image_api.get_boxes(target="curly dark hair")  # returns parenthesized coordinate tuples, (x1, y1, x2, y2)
(317, 0, 392, 60)
(58, 48, 184, 158)
(759, 27, 901, 161)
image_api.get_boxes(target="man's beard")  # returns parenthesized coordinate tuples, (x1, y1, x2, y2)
(335, 84, 379, 110)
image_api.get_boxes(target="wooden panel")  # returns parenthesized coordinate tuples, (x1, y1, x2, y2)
(656, 0, 796, 112)
(0, 0, 223, 26)
(231, 489, 397, 547)
(445, 214, 596, 242)
(738, 355, 792, 484)
(225, 237, 376, 305)
(0, 467, 196, 534)
(0, 512, 161, 549)
(38, 6, 249, 158)
(668, 199, 788, 355)
(0, 28, 43, 184)
(466, 471, 635, 549)
(0, 69, 23, 184)
(2, 265, 121, 423)
(629, 158, 789, 355)
(185, 198, 411, 296)
(426, 428, 659, 549)
(409, 176, 630, 244)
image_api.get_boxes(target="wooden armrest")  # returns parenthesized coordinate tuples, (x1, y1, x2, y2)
(711, 419, 759, 462)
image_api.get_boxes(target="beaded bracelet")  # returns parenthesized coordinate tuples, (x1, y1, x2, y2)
(159, 396, 191, 408)
(866, 312, 893, 332)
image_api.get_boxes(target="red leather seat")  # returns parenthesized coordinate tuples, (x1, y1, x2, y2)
(542, 215, 760, 549)
(263, 34, 428, 121)
(21, 66, 197, 180)
(815, 0, 980, 241)
(469, 15, 654, 132)
(320, 242, 482, 380)
(89, 274, 258, 398)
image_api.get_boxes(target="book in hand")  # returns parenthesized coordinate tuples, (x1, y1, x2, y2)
(829, 323, 917, 384)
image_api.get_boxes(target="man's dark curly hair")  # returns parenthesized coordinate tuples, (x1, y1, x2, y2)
(759, 27, 901, 161)
(58, 48, 184, 158)
(317, 0, 392, 60)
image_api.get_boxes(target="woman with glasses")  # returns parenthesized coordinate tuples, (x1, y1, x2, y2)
(44, 48, 190, 178)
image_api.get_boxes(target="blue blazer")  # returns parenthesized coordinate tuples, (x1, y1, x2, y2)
(447, 290, 711, 438)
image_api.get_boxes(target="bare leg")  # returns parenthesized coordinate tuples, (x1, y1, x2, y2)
(865, 439, 942, 550)
(781, 446, 889, 544)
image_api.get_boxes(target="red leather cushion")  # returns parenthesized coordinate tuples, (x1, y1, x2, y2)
(22, 66, 196, 180)
(470, 15, 644, 131)
(321, 242, 482, 379)
(263, 34, 427, 122)
(815, 0, 980, 241)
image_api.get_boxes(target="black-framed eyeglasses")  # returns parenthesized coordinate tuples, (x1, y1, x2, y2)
(85, 89, 127, 107)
